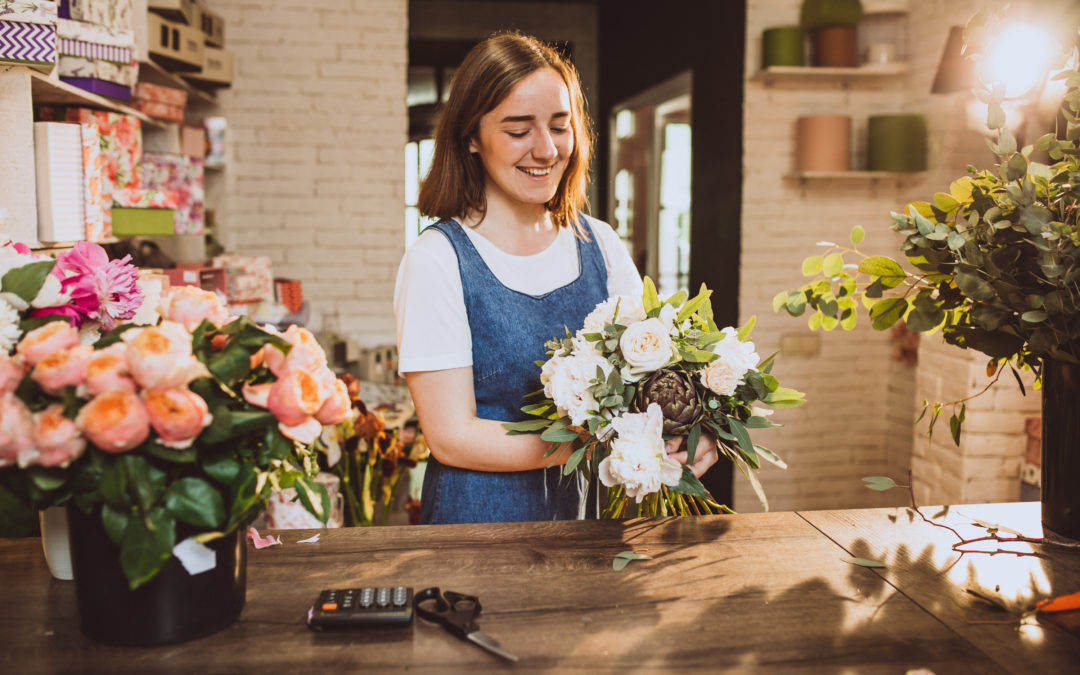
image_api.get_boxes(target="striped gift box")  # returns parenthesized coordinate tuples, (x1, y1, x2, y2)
(0, 19, 56, 70)
(56, 18, 132, 63)
(33, 122, 86, 243)
(58, 36, 128, 61)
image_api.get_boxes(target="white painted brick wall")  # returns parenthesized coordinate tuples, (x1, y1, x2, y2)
(213, 0, 407, 347)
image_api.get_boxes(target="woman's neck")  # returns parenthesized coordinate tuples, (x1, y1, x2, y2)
(462, 199, 557, 256)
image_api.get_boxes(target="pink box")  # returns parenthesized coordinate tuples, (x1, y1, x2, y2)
(211, 255, 273, 303)
(132, 81, 187, 107)
(140, 153, 204, 234)
(64, 108, 142, 232)
(111, 187, 177, 209)
(180, 125, 205, 158)
(79, 123, 107, 241)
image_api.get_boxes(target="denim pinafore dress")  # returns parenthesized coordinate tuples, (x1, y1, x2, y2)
(420, 217, 608, 524)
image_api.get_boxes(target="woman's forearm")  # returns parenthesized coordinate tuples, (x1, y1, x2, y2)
(427, 416, 571, 472)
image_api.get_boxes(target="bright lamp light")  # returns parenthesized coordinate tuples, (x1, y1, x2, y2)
(978, 23, 1056, 99)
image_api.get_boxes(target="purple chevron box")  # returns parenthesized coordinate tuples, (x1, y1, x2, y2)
(0, 1, 58, 72)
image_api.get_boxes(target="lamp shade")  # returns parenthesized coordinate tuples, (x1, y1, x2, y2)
(762, 26, 804, 68)
(868, 114, 927, 172)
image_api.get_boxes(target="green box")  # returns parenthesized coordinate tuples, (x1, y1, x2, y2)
(111, 207, 176, 237)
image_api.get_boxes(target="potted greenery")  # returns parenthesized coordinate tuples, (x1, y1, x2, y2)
(776, 15, 1080, 539)
(0, 241, 350, 645)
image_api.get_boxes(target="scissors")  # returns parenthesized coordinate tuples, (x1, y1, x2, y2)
(413, 587, 518, 662)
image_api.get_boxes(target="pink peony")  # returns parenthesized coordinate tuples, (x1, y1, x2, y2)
(278, 417, 323, 444)
(32, 344, 92, 395)
(163, 286, 230, 332)
(0, 355, 25, 396)
(315, 377, 352, 425)
(16, 321, 80, 366)
(0, 393, 34, 467)
(30, 404, 86, 467)
(51, 242, 143, 330)
(242, 382, 272, 408)
(76, 390, 151, 453)
(122, 322, 208, 390)
(261, 325, 327, 377)
(84, 343, 137, 395)
(267, 369, 323, 426)
(143, 387, 213, 449)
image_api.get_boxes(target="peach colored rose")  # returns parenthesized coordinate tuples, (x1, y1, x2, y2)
(316, 377, 352, 425)
(0, 394, 34, 467)
(32, 345, 92, 395)
(143, 387, 213, 449)
(163, 286, 230, 332)
(16, 321, 79, 366)
(0, 355, 26, 396)
(279, 417, 323, 444)
(84, 343, 137, 395)
(76, 390, 151, 453)
(262, 325, 327, 376)
(242, 382, 271, 408)
(122, 322, 209, 390)
(267, 369, 323, 426)
(30, 404, 86, 467)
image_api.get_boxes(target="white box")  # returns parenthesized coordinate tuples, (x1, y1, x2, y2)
(33, 122, 86, 243)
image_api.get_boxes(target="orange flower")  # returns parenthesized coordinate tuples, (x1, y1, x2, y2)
(143, 387, 212, 449)
(16, 321, 79, 366)
(32, 345, 92, 395)
(76, 390, 151, 453)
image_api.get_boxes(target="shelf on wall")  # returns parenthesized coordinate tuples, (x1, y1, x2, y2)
(139, 58, 217, 106)
(27, 70, 167, 128)
(784, 170, 926, 182)
(863, 1, 909, 15)
(32, 237, 119, 254)
(751, 63, 908, 86)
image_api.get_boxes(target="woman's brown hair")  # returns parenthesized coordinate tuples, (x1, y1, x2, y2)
(417, 32, 592, 235)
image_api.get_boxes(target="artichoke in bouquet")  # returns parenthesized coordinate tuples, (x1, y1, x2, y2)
(632, 369, 703, 436)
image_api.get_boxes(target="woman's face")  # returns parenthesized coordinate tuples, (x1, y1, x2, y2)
(470, 67, 574, 215)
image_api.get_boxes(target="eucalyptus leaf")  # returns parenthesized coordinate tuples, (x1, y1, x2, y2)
(612, 550, 653, 571)
(862, 476, 897, 491)
(842, 556, 886, 568)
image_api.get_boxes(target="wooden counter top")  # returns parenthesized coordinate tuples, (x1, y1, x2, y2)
(1, 502, 1077, 672)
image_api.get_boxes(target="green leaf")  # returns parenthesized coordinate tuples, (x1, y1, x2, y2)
(736, 315, 756, 342)
(1003, 153, 1027, 182)
(101, 503, 130, 545)
(727, 417, 757, 466)
(98, 456, 130, 508)
(612, 550, 653, 571)
(772, 291, 788, 313)
(861, 476, 897, 491)
(165, 477, 225, 528)
(541, 425, 581, 443)
(869, 298, 907, 331)
(293, 474, 331, 524)
(563, 446, 586, 476)
(955, 272, 996, 301)
(122, 455, 167, 514)
(785, 291, 807, 316)
(673, 464, 710, 498)
(642, 276, 660, 314)
(0, 483, 36, 537)
(763, 386, 806, 408)
(850, 225, 865, 245)
(858, 256, 906, 287)
(686, 424, 702, 465)
(226, 464, 259, 530)
(502, 418, 553, 432)
(1021, 310, 1048, 323)
(664, 290, 687, 307)
(202, 455, 241, 485)
(802, 255, 823, 276)
(946, 233, 966, 251)
(207, 343, 252, 386)
(822, 253, 843, 277)
(120, 507, 176, 590)
(145, 442, 198, 464)
(676, 288, 712, 323)
(1034, 132, 1056, 151)
(842, 556, 886, 568)
(27, 467, 67, 492)
(987, 103, 1005, 130)
(1, 259, 55, 304)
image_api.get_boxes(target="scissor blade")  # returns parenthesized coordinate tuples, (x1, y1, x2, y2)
(467, 630, 519, 662)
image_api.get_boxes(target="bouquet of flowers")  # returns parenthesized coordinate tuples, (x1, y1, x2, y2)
(0, 240, 350, 589)
(318, 374, 427, 526)
(504, 278, 805, 517)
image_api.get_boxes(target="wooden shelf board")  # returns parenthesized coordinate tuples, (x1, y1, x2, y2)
(863, 2, 909, 15)
(139, 58, 217, 105)
(27, 70, 165, 127)
(785, 170, 926, 181)
(751, 63, 908, 84)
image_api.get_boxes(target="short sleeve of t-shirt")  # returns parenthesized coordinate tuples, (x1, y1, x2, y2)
(393, 217, 642, 374)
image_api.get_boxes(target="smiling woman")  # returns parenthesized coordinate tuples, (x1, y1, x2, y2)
(393, 33, 721, 525)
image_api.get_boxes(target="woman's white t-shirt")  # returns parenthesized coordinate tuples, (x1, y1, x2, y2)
(393, 216, 642, 374)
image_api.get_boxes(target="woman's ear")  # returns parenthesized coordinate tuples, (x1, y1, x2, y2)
(468, 136, 479, 154)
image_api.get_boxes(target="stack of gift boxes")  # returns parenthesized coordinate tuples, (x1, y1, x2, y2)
(56, 0, 138, 100)
(0, 1, 59, 72)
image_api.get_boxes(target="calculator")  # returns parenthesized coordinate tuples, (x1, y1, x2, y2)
(308, 587, 414, 628)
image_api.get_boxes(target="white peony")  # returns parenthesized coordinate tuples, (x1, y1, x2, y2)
(619, 317, 679, 381)
(582, 295, 647, 332)
(598, 403, 682, 502)
(0, 299, 21, 353)
(699, 327, 760, 396)
(540, 350, 613, 426)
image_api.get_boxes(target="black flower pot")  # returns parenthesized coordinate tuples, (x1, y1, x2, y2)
(1041, 360, 1080, 540)
(67, 506, 246, 646)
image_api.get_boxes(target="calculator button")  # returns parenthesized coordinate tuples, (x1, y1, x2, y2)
(321, 602, 338, 612)
(376, 587, 391, 607)
(392, 587, 408, 606)
(359, 588, 374, 607)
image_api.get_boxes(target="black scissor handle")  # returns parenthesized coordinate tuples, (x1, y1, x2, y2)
(414, 587, 482, 637)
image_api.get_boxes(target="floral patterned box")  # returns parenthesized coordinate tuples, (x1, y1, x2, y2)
(141, 153, 203, 235)
(56, 17, 133, 62)
(210, 255, 274, 303)
(0, 0, 58, 25)
(58, 0, 132, 32)
(79, 122, 107, 242)
(64, 108, 142, 231)
(133, 81, 187, 107)
(59, 56, 137, 86)
(111, 187, 177, 209)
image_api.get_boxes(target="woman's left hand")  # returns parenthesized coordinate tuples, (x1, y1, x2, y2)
(664, 433, 719, 478)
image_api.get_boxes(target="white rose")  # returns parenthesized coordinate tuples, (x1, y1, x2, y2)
(619, 318, 679, 380)
(597, 404, 682, 502)
(582, 295, 647, 333)
(699, 327, 760, 396)
(541, 351, 613, 427)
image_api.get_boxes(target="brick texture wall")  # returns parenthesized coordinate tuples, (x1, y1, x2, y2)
(213, 0, 407, 347)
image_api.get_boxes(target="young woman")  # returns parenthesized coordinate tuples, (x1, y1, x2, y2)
(394, 32, 717, 524)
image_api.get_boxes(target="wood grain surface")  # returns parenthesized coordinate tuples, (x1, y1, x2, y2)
(0, 504, 1073, 672)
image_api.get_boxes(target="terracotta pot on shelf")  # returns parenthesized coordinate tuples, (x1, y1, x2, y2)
(795, 114, 852, 172)
(810, 26, 858, 67)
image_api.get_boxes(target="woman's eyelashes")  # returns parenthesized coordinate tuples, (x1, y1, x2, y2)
(505, 127, 569, 139)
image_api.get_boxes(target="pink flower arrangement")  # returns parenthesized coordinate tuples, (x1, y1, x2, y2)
(34, 242, 144, 330)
